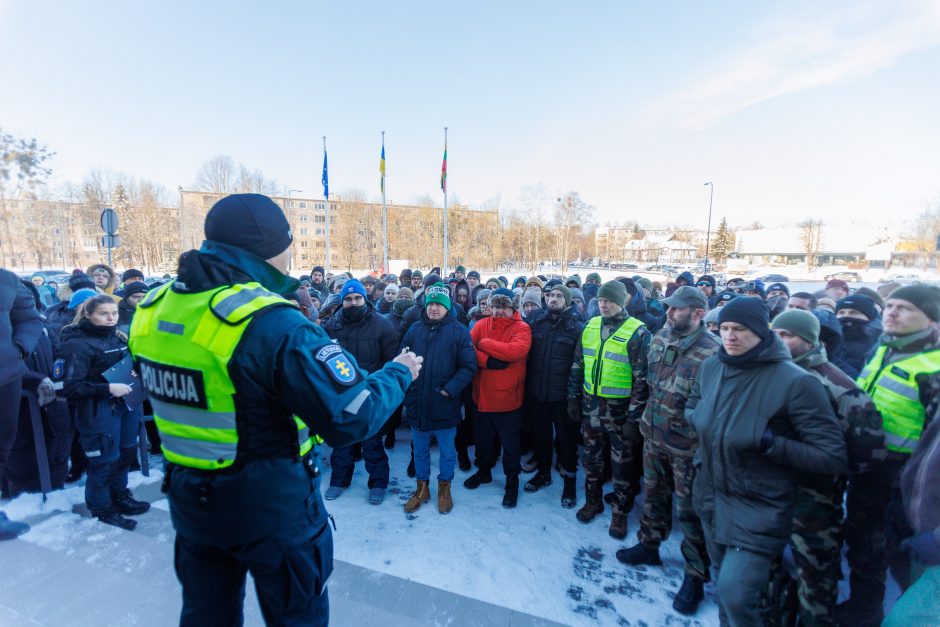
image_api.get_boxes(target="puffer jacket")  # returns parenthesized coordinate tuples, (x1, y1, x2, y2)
(322, 301, 398, 373)
(686, 334, 848, 556)
(525, 306, 584, 402)
(400, 308, 476, 431)
(470, 310, 532, 412)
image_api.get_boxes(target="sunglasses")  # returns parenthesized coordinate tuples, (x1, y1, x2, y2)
(696, 281, 712, 287)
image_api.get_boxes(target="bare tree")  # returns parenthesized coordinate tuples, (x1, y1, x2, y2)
(799, 219, 824, 270)
(0, 129, 54, 266)
(554, 191, 594, 274)
(194, 155, 237, 194)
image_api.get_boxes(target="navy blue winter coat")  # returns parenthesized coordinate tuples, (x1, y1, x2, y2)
(1, 269, 43, 387)
(322, 301, 399, 373)
(832, 317, 882, 379)
(400, 309, 476, 431)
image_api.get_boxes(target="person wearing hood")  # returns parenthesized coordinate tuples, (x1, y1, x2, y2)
(321, 279, 400, 505)
(86, 263, 119, 296)
(583, 272, 602, 301)
(686, 297, 847, 626)
(831, 294, 882, 379)
(464, 288, 532, 509)
(452, 278, 471, 315)
(840, 285, 940, 625)
(568, 280, 652, 541)
(510, 276, 526, 290)
(772, 310, 886, 626)
(398, 268, 412, 288)
(618, 277, 663, 333)
(523, 285, 584, 507)
(704, 307, 720, 335)
(696, 275, 718, 309)
(566, 275, 582, 290)
(813, 306, 844, 366)
(569, 288, 586, 319)
(675, 271, 695, 289)
(376, 283, 398, 315)
(400, 284, 476, 515)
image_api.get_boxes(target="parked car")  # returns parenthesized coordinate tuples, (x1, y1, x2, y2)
(880, 273, 920, 284)
(825, 271, 862, 282)
(757, 273, 790, 283)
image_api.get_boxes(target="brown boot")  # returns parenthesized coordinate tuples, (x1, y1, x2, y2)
(404, 480, 430, 513)
(577, 482, 604, 523)
(609, 513, 627, 539)
(438, 480, 453, 514)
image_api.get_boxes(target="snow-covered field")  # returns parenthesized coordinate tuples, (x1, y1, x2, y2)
(322, 434, 720, 626)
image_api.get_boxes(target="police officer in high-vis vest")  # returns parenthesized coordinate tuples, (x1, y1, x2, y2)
(838, 284, 940, 626)
(567, 279, 651, 541)
(128, 194, 422, 627)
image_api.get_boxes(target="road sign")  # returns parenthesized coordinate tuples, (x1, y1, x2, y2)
(100, 208, 119, 236)
(101, 235, 121, 249)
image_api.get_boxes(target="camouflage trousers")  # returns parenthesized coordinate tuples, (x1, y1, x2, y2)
(582, 412, 643, 515)
(789, 475, 845, 626)
(637, 440, 710, 580)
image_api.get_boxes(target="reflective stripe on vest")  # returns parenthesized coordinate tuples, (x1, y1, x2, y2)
(857, 346, 940, 454)
(129, 282, 316, 470)
(581, 316, 646, 399)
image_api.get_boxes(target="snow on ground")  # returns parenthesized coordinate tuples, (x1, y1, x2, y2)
(321, 433, 719, 627)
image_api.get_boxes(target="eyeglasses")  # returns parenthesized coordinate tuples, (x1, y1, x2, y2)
(696, 281, 711, 287)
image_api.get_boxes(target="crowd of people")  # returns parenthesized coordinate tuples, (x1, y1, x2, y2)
(2, 246, 939, 625)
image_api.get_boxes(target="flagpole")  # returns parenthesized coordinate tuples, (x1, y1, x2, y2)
(323, 136, 330, 275)
(382, 131, 388, 274)
(443, 126, 448, 276)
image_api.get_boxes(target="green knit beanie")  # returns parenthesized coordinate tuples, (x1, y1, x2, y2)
(586, 272, 602, 283)
(772, 309, 820, 345)
(597, 280, 628, 308)
(888, 284, 940, 322)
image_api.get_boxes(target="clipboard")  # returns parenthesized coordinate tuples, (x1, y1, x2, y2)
(102, 355, 148, 410)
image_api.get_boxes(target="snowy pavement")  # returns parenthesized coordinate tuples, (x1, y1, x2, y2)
(0, 432, 721, 626)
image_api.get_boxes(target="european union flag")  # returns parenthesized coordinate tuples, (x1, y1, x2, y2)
(321, 149, 329, 200)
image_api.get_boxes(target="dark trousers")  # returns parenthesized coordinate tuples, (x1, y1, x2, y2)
(329, 434, 388, 489)
(456, 396, 475, 454)
(532, 400, 578, 476)
(0, 377, 22, 483)
(475, 409, 521, 477)
(79, 404, 139, 511)
(175, 523, 332, 627)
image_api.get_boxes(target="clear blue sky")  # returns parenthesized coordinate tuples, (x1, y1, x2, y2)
(2, 0, 938, 228)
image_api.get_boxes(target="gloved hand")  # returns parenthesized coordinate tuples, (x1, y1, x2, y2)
(901, 530, 940, 565)
(486, 357, 509, 370)
(567, 398, 581, 422)
(36, 377, 57, 407)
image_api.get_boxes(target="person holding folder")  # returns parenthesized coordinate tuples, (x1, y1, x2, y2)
(58, 294, 150, 530)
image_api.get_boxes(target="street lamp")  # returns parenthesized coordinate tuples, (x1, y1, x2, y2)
(703, 182, 714, 275)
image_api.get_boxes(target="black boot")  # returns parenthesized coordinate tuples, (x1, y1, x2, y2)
(604, 491, 617, 506)
(521, 454, 538, 473)
(672, 574, 704, 615)
(464, 469, 492, 490)
(561, 476, 577, 509)
(616, 542, 662, 566)
(111, 489, 151, 516)
(502, 476, 519, 509)
(457, 447, 471, 472)
(524, 470, 552, 493)
(92, 506, 137, 531)
(384, 429, 395, 450)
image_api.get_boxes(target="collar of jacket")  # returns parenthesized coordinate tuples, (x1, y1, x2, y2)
(664, 321, 711, 354)
(199, 240, 299, 296)
(881, 326, 940, 353)
(794, 342, 829, 369)
(601, 310, 629, 327)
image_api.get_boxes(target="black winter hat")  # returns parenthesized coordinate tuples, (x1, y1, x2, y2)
(717, 296, 770, 339)
(204, 193, 293, 259)
(423, 273, 442, 288)
(122, 268, 145, 282)
(836, 294, 877, 321)
(888, 284, 940, 322)
(123, 282, 150, 298)
(311, 265, 325, 275)
(467, 270, 480, 280)
(767, 282, 790, 297)
(68, 273, 96, 292)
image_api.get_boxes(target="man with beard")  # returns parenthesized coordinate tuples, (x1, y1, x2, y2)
(322, 280, 399, 504)
(616, 287, 720, 615)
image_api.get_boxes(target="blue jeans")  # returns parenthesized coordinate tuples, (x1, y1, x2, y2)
(329, 434, 388, 489)
(411, 427, 457, 482)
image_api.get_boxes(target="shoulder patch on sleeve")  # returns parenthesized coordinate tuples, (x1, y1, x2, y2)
(52, 358, 65, 381)
(315, 344, 360, 386)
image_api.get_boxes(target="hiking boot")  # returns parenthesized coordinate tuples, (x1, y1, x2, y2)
(521, 455, 538, 473)
(502, 476, 519, 509)
(404, 481, 430, 513)
(457, 448, 472, 472)
(672, 574, 704, 616)
(609, 513, 627, 540)
(524, 471, 552, 493)
(604, 491, 617, 506)
(438, 480, 453, 514)
(616, 542, 662, 566)
(463, 470, 492, 490)
(92, 507, 137, 531)
(0, 512, 30, 541)
(324, 486, 346, 500)
(368, 488, 386, 505)
(561, 476, 577, 509)
(576, 498, 604, 523)
(111, 489, 150, 516)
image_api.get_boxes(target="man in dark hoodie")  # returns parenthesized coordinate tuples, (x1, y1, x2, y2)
(675, 271, 695, 289)
(832, 294, 882, 379)
(687, 297, 847, 626)
(618, 277, 663, 333)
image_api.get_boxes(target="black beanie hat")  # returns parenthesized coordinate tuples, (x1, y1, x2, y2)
(123, 282, 150, 298)
(888, 284, 940, 322)
(204, 194, 293, 259)
(312, 265, 325, 275)
(122, 268, 145, 283)
(717, 296, 770, 339)
(68, 273, 96, 292)
(836, 294, 877, 322)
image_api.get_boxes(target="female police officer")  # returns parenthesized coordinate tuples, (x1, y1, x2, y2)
(129, 194, 422, 627)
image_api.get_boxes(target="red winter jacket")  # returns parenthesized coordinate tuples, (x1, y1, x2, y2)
(470, 311, 532, 412)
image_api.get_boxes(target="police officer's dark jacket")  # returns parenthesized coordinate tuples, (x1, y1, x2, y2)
(321, 300, 398, 373)
(57, 319, 128, 427)
(526, 306, 584, 402)
(400, 307, 477, 431)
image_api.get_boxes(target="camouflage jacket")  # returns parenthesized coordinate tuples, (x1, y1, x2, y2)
(640, 322, 720, 457)
(568, 310, 651, 422)
(794, 343, 887, 476)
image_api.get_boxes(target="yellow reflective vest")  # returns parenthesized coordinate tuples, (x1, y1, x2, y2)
(128, 282, 317, 470)
(581, 316, 646, 398)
